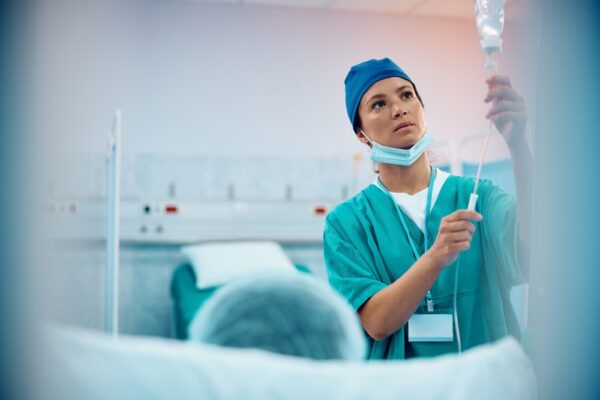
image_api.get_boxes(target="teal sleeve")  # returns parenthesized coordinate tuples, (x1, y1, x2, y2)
(479, 180, 524, 287)
(323, 220, 387, 312)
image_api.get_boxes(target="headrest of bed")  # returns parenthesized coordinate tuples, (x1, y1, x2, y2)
(181, 241, 296, 289)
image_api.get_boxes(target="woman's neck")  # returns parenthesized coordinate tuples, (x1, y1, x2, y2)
(378, 153, 432, 194)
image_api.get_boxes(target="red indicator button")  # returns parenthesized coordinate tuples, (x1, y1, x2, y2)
(165, 204, 178, 214)
(313, 206, 327, 215)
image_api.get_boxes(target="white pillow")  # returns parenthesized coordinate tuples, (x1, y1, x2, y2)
(181, 241, 296, 289)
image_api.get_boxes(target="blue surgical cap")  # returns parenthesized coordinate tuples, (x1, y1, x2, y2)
(188, 272, 366, 361)
(344, 57, 414, 128)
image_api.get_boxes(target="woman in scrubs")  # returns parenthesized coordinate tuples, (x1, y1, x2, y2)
(324, 58, 532, 360)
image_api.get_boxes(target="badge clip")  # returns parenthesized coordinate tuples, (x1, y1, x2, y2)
(426, 292, 434, 312)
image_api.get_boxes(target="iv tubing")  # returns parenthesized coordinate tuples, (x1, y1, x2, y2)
(472, 120, 494, 195)
(459, 63, 498, 353)
(453, 259, 462, 353)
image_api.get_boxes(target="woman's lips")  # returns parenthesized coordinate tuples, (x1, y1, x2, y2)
(394, 123, 414, 132)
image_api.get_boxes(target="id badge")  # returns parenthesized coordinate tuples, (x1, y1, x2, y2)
(408, 312, 454, 342)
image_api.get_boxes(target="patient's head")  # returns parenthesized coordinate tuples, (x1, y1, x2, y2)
(188, 272, 365, 360)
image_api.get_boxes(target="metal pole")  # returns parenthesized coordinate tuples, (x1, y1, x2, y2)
(106, 109, 121, 338)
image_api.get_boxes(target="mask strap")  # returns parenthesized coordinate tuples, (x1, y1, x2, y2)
(359, 130, 374, 145)
(360, 130, 379, 172)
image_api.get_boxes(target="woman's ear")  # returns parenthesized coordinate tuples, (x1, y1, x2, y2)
(355, 130, 370, 145)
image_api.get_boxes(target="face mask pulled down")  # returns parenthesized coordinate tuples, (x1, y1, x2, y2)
(360, 130, 433, 167)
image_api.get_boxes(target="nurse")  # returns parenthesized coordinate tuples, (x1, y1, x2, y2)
(324, 58, 532, 360)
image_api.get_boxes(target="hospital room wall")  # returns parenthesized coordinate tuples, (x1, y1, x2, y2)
(33, 1, 532, 337)
(47, 242, 325, 337)
(33, 0, 531, 161)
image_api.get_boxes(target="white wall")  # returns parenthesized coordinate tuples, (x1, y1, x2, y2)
(31, 0, 532, 161)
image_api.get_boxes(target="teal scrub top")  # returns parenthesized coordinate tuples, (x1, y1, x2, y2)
(323, 174, 524, 360)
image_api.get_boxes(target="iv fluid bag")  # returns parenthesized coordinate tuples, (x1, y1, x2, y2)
(474, 0, 505, 53)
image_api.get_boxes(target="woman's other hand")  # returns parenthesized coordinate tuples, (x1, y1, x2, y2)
(484, 75, 528, 149)
(426, 210, 483, 269)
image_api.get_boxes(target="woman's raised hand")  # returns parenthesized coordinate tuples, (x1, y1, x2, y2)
(484, 75, 528, 148)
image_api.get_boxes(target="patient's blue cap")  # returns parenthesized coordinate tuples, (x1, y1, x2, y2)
(344, 57, 414, 128)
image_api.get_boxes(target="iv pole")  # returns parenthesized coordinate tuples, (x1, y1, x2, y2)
(106, 109, 122, 338)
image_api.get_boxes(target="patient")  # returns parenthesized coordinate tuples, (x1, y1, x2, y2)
(188, 272, 366, 360)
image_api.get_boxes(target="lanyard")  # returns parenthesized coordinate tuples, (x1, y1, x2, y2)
(376, 166, 436, 311)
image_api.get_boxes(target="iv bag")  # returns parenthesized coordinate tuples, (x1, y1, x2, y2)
(474, 0, 505, 54)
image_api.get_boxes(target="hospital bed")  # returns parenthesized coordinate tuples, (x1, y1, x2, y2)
(46, 326, 536, 400)
(170, 241, 311, 339)
(170, 262, 310, 339)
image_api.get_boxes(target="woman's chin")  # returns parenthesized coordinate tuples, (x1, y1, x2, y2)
(393, 132, 422, 150)
(398, 142, 417, 150)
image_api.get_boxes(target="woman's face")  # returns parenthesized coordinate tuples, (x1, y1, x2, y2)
(356, 77, 426, 149)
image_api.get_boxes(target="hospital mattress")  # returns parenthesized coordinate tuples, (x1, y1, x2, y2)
(170, 263, 311, 339)
(46, 326, 536, 400)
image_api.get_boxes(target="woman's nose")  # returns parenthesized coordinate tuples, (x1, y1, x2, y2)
(392, 102, 407, 118)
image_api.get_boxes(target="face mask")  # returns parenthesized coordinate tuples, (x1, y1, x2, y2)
(360, 129, 433, 166)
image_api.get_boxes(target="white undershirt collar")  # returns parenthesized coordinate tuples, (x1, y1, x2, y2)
(373, 168, 450, 232)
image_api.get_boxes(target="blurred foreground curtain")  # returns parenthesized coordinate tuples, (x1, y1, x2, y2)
(529, 1, 600, 399)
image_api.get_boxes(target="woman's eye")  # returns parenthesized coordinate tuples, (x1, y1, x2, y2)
(372, 100, 386, 110)
(401, 91, 414, 100)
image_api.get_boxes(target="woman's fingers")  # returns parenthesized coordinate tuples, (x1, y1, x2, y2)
(450, 241, 471, 252)
(444, 210, 482, 222)
(440, 220, 475, 234)
(485, 78, 527, 147)
(486, 99, 525, 119)
(490, 111, 527, 131)
(483, 76, 528, 148)
(484, 85, 524, 103)
(447, 231, 473, 243)
(486, 75, 511, 86)
(432, 210, 481, 264)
